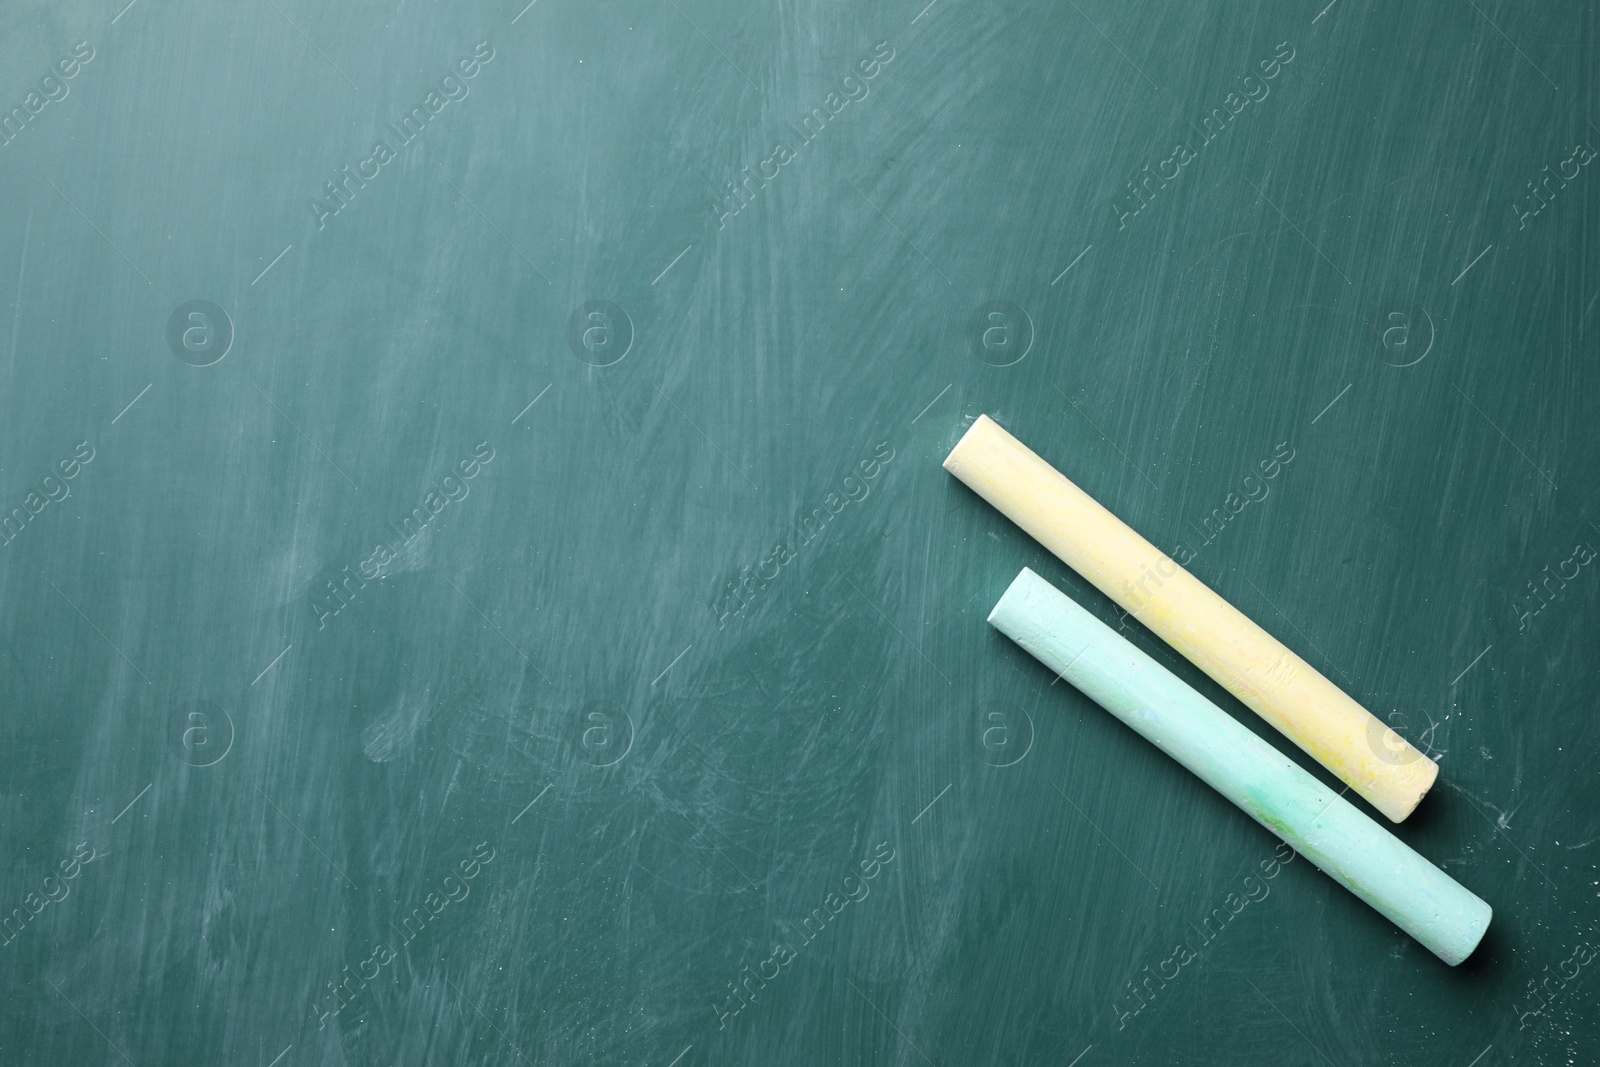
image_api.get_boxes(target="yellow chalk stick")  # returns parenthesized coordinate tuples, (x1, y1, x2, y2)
(944, 415, 1436, 822)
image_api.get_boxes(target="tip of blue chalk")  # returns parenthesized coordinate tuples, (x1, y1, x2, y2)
(987, 567, 1045, 630)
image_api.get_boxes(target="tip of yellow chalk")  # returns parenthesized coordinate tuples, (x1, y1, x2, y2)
(943, 413, 1000, 473)
(1381, 754, 1439, 823)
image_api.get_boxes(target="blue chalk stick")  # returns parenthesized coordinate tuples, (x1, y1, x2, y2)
(989, 567, 1491, 965)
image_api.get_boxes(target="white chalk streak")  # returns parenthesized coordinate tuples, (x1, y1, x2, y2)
(512, 784, 553, 824)
(910, 384, 951, 424)
(651, 245, 693, 285)
(1451, 244, 1493, 286)
(1051, 245, 1093, 285)
(1450, 645, 1492, 687)
(1311, 383, 1352, 424)
(111, 783, 152, 824)
(110, 383, 152, 424)
(251, 244, 294, 285)
(251, 644, 293, 686)
(651, 644, 693, 686)
(912, 783, 951, 824)
(512, 383, 552, 424)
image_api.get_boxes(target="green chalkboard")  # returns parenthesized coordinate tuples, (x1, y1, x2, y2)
(2, 0, 1597, 1064)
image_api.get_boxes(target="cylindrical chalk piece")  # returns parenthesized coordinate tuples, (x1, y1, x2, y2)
(990, 568, 1490, 965)
(946, 414, 1436, 823)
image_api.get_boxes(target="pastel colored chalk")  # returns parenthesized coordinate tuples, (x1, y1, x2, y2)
(989, 568, 1491, 965)
(945, 414, 1436, 823)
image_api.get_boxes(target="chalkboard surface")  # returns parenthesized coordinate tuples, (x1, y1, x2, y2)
(2, 1, 1597, 1064)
